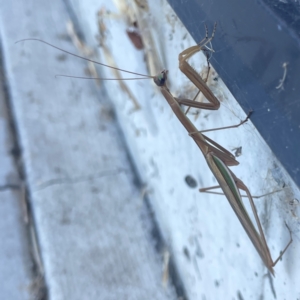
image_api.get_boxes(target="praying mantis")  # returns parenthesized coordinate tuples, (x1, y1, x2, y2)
(151, 25, 293, 276)
(18, 24, 292, 276)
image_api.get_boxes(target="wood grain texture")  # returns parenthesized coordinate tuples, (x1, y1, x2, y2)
(0, 0, 176, 299)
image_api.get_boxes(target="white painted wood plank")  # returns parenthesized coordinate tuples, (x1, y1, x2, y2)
(0, 190, 34, 300)
(66, 0, 300, 299)
(0, 80, 34, 300)
(0, 0, 176, 299)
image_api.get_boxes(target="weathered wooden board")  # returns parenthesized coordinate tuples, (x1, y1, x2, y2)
(0, 0, 176, 299)
(0, 70, 34, 299)
(67, 0, 300, 299)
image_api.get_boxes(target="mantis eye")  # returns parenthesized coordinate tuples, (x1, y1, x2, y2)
(154, 70, 168, 87)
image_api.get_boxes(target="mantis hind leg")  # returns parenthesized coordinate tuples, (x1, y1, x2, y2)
(199, 179, 293, 269)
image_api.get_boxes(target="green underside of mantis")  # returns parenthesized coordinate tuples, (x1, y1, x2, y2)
(212, 155, 240, 201)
